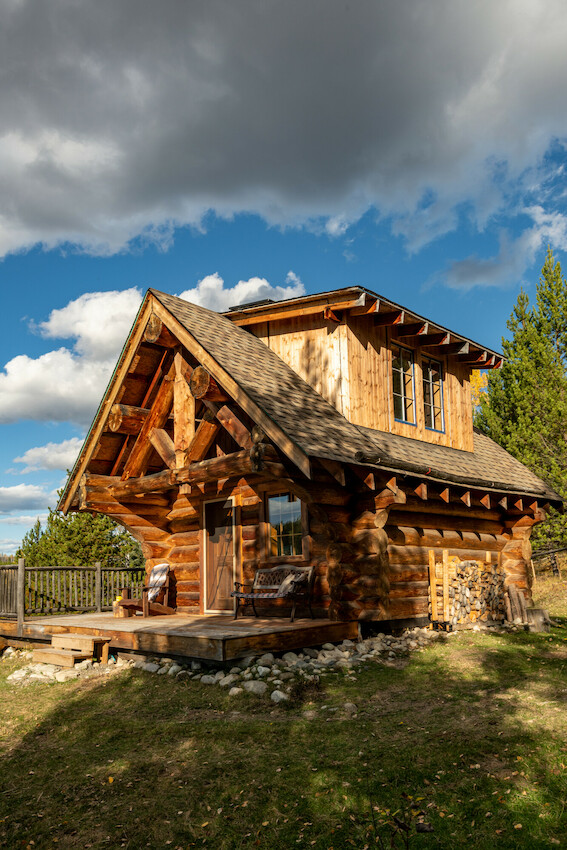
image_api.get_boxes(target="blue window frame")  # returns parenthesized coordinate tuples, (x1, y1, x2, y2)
(392, 345, 415, 424)
(422, 357, 444, 431)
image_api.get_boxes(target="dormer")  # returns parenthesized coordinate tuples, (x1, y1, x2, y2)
(226, 287, 502, 453)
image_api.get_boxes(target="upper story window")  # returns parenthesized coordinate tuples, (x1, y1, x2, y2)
(267, 492, 304, 557)
(392, 345, 415, 424)
(422, 357, 444, 431)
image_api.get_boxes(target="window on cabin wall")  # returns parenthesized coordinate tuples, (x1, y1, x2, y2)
(392, 345, 415, 424)
(422, 357, 444, 431)
(267, 493, 303, 556)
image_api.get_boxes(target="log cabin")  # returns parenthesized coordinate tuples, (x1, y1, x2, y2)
(58, 286, 562, 629)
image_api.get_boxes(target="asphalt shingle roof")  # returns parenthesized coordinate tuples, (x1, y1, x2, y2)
(152, 289, 562, 503)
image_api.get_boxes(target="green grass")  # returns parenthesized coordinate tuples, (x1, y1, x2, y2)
(1, 622, 567, 848)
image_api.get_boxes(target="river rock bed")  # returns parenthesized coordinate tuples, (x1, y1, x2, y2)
(1, 623, 520, 699)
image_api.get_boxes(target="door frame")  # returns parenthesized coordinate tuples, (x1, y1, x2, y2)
(202, 496, 236, 615)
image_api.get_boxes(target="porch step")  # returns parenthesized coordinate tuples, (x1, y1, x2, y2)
(32, 633, 112, 667)
(32, 646, 91, 667)
(51, 633, 107, 653)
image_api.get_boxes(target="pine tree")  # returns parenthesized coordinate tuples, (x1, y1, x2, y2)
(476, 248, 567, 550)
(17, 509, 143, 568)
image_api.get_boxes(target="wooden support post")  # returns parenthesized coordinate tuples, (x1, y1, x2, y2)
(507, 582, 522, 623)
(442, 550, 449, 623)
(214, 404, 253, 449)
(517, 588, 528, 624)
(95, 561, 102, 612)
(505, 592, 513, 622)
(428, 550, 438, 622)
(149, 428, 176, 469)
(174, 351, 195, 468)
(121, 361, 177, 480)
(16, 557, 25, 638)
(110, 468, 176, 499)
(185, 408, 220, 463)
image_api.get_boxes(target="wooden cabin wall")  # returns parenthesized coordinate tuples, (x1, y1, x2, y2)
(384, 500, 535, 622)
(101, 468, 353, 616)
(329, 492, 537, 625)
(250, 316, 350, 418)
(80, 473, 537, 623)
(344, 316, 474, 452)
(249, 314, 474, 453)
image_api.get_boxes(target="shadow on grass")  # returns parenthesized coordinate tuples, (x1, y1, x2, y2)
(1, 626, 567, 849)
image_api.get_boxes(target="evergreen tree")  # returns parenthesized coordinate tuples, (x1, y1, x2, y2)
(476, 248, 567, 550)
(17, 508, 143, 568)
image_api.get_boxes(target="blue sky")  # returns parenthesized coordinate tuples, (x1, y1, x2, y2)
(1, 0, 567, 555)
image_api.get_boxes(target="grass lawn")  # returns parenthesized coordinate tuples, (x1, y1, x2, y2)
(1, 600, 567, 848)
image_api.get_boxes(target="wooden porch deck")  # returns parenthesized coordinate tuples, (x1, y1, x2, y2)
(0, 613, 358, 662)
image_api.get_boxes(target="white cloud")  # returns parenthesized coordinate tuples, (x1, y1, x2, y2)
(440, 207, 567, 289)
(0, 539, 21, 556)
(0, 288, 142, 426)
(179, 271, 305, 312)
(0, 347, 114, 427)
(0, 484, 57, 514)
(0, 273, 305, 426)
(0, 513, 49, 526)
(38, 288, 143, 359)
(0, 1, 566, 259)
(13, 437, 84, 473)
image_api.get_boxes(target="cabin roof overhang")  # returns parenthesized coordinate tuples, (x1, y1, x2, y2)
(58, 287, 559, 519)
(58, 289, 315, 514)
(224, 285, 504, 369)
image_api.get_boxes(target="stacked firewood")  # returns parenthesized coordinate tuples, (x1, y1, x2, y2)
(428, 557, 506, 626)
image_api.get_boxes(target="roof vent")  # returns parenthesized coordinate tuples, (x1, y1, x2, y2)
(228, 298, 275, 311)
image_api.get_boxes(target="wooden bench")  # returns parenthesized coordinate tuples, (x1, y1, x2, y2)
(232, 565, 315, 622)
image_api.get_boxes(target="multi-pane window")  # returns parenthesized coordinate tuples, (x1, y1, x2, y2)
(268, 493, 303, 556)
(392, 345, 415, 424)
(422, 358, 444, 431)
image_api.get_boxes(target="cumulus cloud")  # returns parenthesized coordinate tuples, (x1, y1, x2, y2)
(13, 437, 84, 473)
(0, 0, 566, 260)
(178, 270, 305, 312)
(0, 272, 305, 425)
(0, 288, 142, 426)
(0, 484, 57, 514)
(38, 289, 143, 359)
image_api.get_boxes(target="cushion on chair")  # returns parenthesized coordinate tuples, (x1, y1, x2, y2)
(278, 572, 304, 597)
(147, 563, 169, 603)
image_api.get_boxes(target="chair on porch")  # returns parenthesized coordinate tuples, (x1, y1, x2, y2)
(115, 563, 176, 617)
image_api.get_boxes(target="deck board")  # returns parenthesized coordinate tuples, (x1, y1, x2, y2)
(0, 613, 358, 661)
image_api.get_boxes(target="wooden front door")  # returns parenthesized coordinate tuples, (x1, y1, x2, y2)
(204, 499, 235, 613)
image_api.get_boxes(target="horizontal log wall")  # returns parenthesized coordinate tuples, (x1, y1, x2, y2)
(78, 461, 540, 622)
(385, 499, 533, 622)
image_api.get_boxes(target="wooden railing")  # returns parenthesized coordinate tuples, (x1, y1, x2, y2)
(0, 559, 145, 635)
